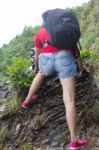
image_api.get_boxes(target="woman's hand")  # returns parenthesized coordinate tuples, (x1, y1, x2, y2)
(34, 66, 39, 73)
(77, 55, 91, 72)
(34, 48, 41, 73)
(79, 64, 90, 72)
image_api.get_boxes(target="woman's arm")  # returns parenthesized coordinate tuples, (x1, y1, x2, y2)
(77, 55, 84, 71)
(77, 55, 90, 72)
(34, 48, 41, 73)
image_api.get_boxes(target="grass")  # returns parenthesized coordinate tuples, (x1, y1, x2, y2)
(0, 127, 9, 146)
(33, 113, 46, 130)
(7, 96, 20, 114)
(19, 143, 32, 150)
(93, 101, 99, 123)
(0, 95, 20, 119)
(59, 134, 70, 147)
(0, 99, 7, 105)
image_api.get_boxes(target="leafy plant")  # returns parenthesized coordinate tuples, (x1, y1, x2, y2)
(0, 26, 40, 81)
(80, 48, 99, 66)
(6, 57, 36, 96)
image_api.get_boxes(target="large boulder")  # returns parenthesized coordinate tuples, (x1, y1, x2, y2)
(0, 71, 96, 149)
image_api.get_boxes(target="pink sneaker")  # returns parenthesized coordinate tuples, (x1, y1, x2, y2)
(69, 138, 88, 149)
(31, 94, 38, 100)
(22, 100, 29, 108)
(22, 94, 38, 108)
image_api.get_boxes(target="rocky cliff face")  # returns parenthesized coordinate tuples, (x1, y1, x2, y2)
(0, 71, 98, 150)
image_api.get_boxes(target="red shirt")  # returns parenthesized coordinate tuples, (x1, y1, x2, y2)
(34, 27, 63, 53)
(34, 27, 75, 54)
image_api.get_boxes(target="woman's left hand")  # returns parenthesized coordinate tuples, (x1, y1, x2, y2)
(80, 65, 90, 72)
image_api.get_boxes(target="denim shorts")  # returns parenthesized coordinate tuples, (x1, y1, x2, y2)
(39, 50, 77, 78)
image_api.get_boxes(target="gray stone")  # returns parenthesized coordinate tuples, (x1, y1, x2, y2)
(15, 123, 21, 133)
(0, 104, 7, 112)
(96, 139, 99, 147)
(0, 72, 98, 149)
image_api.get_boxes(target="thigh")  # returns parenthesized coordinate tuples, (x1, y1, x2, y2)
(39, 54, 55, 76)
(60, 77, 75, 102)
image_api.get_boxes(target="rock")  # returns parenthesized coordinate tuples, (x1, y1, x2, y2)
(96, 139, 99, 147)
(0, 71, 98, 149)
(0, 104, 7, 112)
(6, 144, 15, 150)
(15, 123, 21, 134)
(33, 147, 64, 150)
(0, 82, 16, 99)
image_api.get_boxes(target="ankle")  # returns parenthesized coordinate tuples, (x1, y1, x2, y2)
(25, 98, 31, 102)
(24, 99, 29, 103)
(71, 136, 78, 142)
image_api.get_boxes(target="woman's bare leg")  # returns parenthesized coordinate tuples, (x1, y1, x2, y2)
(60, 76, 77, 141)
(26, 71, 46, 102)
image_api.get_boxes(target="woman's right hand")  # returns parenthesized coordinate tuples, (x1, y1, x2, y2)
(34, 66, 39, 73)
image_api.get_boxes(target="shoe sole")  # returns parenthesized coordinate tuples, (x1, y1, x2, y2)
(69, 145, 87, 150)
(21, 105, 28, 109)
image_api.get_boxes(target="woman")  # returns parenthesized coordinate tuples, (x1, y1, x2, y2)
(22, 27, 88, 149)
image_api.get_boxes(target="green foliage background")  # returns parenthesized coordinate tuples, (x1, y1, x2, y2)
(74, 0, 99, 51)
(0, 26, 40, 81)
(7, 57, 36, 95)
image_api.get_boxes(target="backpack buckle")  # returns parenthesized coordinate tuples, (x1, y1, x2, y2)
(43, 41, 51, 48)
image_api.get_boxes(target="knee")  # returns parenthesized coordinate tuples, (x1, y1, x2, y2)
(39, 70, 46, 78)
(63, 95, 75, 104)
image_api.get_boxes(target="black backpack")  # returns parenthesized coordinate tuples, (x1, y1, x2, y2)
(42, 8, 81, 50)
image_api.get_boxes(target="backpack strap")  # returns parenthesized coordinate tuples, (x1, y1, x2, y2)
(78, 41, 82, 50)
(69, 25, 82, 58)
(74, 42, 81, 58)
